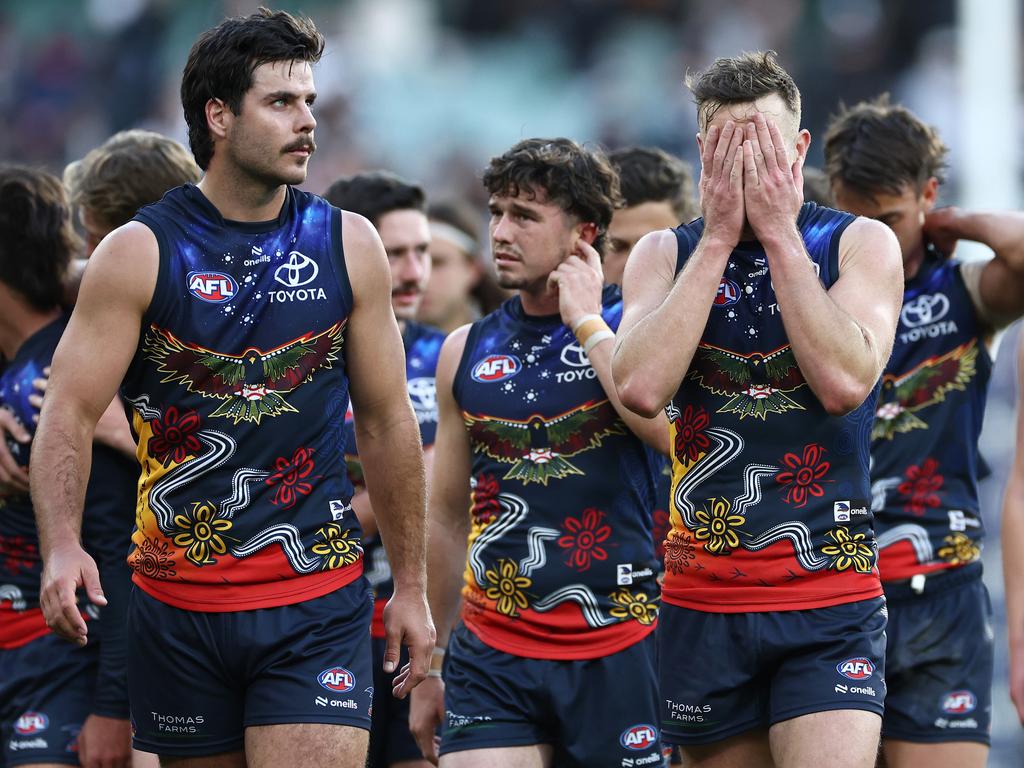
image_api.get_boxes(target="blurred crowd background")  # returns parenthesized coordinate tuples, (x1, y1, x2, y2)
(2, 0, 1022, 764)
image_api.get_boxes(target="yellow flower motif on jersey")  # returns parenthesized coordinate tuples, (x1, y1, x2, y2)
(484, 559, 531, 618)
(822, 526, 874, 573)
(609, 589, 658, 625)
(692, 498, 744, 555)
(311, 524, 363, 570)
(937, 532, 980, 565)
(172, 501, 232, 567)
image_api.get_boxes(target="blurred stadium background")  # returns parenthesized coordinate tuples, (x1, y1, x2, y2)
(2, 0, 1021, 763)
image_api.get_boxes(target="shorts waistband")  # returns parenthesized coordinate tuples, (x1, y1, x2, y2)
(882, 562, 982, 602)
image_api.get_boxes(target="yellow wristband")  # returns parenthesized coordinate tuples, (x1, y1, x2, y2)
(574, 318, 611, 349)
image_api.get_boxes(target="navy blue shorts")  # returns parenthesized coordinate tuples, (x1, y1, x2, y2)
(658, 598, 887, 746)
(367, 637, 421, 767)
(127, 579, 374, 757)
(882, 563, 992, 745)
(440, 623, 663, 767)
(0, 632, 94, 767)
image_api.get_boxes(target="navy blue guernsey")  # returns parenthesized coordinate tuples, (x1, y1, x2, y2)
(871, 248, 992, 581)
(453, 285, 659, 660)
(121, 184, 360, 612)
(343, 320, 444, 637)
(662, 203, 884, 612)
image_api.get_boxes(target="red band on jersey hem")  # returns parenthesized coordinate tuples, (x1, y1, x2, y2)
(661, 582, 882, 613)
(132, 560, 363, 612)
(371, 597, 387, 639)
(0, 606, 85, 649)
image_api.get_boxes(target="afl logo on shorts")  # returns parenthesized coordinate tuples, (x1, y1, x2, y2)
(941, 690, 976, 715)
(620, 723, 658, 750)
(317, 666, 356, 693)
(14, 712, 49, 735)
(714, 278, 740, 307)
(187, 271, 237, 303)
(837, 657, 875, 680)
(471, 354, 521, 383)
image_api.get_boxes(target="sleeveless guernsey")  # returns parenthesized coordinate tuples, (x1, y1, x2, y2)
(122, 184, 360, 611)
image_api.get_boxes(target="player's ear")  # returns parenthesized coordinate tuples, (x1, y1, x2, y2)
(920, 177, 939, 211)
(206, 98, 230, 141)
(577, 222, 598, 245)
(794, 129, 811, 167)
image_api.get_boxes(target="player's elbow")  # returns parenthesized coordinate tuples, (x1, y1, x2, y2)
(616, 376, 669, 419)
(817, 377, 872, 417)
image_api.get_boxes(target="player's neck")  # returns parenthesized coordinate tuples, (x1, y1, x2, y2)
(518, 281, 561, 318)
(197, 163, 288, 223)
(0, 287, 61, 360)
(902, 241, 927, 282)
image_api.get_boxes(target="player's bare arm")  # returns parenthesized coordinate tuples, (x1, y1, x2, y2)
(348, 447, 434, 540)
(744, 114, 902, 415)
(1002, 332, 1024, 725)
(549, 239, 669, 453)
(613, 121, 745, 417)
(343, 210, 435, 697)
(925, 207, 1024, 322)
(409, 324, 472, 765)
(32, 222, 158, 645)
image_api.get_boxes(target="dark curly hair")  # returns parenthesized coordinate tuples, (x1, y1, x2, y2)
(823, 94, 949, 199)
(482, 138, 622, 256)
(323, 171, 426, 226)
(0, 166, 79, 310)
(181, 6, 324, 170)
(609, 146, 697, 222)
(686, 51, 801, 131)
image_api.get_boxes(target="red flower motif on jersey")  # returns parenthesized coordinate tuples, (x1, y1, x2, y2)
(663, 530, 695, 574)
(265, 447, 316, 509)
(672, 405, 711, 466)
(0, 535, 37, 576)
(898, 458, 943, 517)
(775, 443, 832, 508)
(558, 508, 612, 571)
(652, 508, 671, 561)
(472, 473, 501, 526)
(148, 407, 201, 466)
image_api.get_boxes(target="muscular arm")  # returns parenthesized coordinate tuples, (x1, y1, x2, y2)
(765, 217, 903, 414)
(342, 211, 435, 694)
(349, 446, 434, 540)
(32, 223, 157, 644)
(1002, 332, 1024, 724)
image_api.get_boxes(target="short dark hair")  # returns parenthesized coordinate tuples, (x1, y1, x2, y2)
(609, 146, 697, 222)
(0, 166, 78, 310)
(823, 95, 948, 199)
(482, 138, 622, 256)
(686, 51, 801, 131)
(323, 171, 426, 226)
(181, 7, 324, 170)
(67, 130, 201, 231)
(801, 166, 834, 207)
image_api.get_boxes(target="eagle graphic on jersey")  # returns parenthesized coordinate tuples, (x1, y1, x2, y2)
(872, 340, 978, 441)
(464, 399, 626, 485)
(688, 343, 807, 419)
(143, 322, 345, 424)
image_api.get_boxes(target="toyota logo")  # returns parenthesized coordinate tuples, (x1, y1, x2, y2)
(900, 293, 949, 328)
(274, 251, 319, 287)
(559, 342, 591, 368)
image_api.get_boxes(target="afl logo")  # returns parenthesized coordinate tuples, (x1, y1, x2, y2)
(274, 250, 319, 287)
(714, 278, 740, 307)
(318, 666, 355, 693)
(941, 690, 976, 715)
(472, 354, 521, 383)
(14, 712, 49, 735)
(187, 271, 237, 303)
(620, 723, 658, 750)
(837, 657, 875, 680)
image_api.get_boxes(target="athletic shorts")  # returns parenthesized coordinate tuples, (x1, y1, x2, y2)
(367, 637, 422, 767)
(882, 563, 992, 745)
(127, 579, 374, 757)
(440, 622, 663, 767)
(658, 597, 887, 746)
(0, 632, 95, 767)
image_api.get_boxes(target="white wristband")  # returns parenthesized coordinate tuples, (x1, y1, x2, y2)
(571, 313, 602, 333)
(583, 329, 615, 355)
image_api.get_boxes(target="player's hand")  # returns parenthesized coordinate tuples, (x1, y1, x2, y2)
(741, 113, 803, 245)
(382, 585, 436, 699)
(39, 542, 106, 645)
(0, 407, 30, 494)
(78, 714, 132, 768)
(1011, 639, 1024, 725)
(699, 120, 745, 249)
(27, 366, 50, 422)
(409, 674, 445, 765)
(548, 239, 603, 329)
(923, 206, 962, 258)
